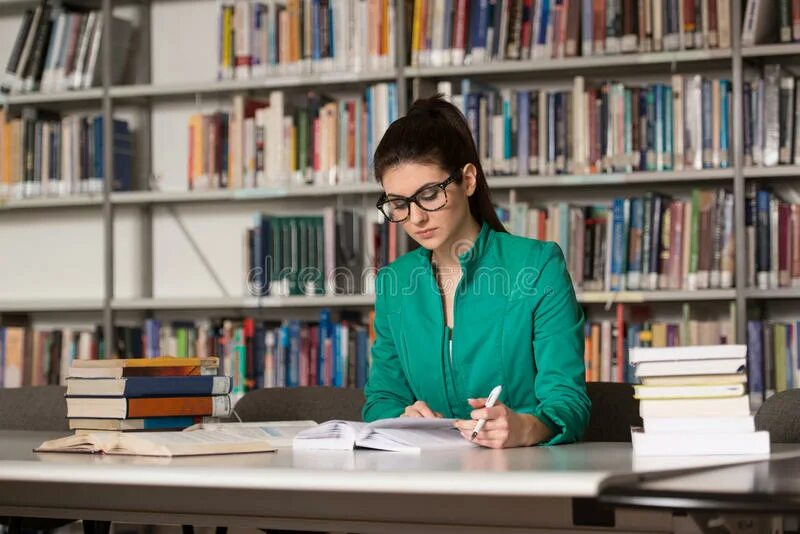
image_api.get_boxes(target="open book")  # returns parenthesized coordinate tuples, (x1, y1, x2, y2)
(35, 427, 277, 457)
(293, 417, 476, 452)
(185, 420, 318, 448)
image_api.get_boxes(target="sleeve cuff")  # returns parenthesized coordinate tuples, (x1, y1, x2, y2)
(532, 405, 569, 446)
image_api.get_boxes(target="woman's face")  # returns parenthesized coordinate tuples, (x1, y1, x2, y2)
(380, 162, 477, 251)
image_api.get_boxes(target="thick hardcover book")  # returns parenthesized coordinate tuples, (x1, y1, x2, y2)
(66, 376, 232, 397)
(66, 395, 232, 419)
(69, 357, 219, 379)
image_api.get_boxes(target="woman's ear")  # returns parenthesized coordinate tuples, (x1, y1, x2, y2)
(462, 163, 478, 196)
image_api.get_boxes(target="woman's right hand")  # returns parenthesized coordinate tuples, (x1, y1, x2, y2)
(402, 400, 443, 418)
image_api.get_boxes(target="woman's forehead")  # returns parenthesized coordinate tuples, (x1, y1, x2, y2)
(382, 163, 446, 197)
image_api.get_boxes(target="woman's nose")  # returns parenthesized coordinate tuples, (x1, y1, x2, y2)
(408, 202, 428, 224)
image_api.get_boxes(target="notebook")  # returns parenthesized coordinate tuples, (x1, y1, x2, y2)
(293, 417, 476, 452)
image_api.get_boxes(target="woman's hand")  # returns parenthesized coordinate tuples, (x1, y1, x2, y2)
(454, 398, 553, 448)
(401, 400, 443, 418)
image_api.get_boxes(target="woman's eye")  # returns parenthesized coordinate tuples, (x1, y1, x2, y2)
(389, 199, 408, 209)
(419, 188, 439, 201)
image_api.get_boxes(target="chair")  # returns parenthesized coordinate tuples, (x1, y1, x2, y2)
(0, 385, 69, 431)
(0, 386, 108, 534)
(583, 382, 641, 442)
(755, 389, 800, 443)
(233, 386, 365, 422)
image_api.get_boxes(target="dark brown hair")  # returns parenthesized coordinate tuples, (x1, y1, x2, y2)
(373, 94, 507, 233)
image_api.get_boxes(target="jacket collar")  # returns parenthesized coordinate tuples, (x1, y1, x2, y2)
(416, 221, 493, 274)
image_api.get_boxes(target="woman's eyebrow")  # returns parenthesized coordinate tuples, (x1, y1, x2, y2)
(385, 182, 439, 198)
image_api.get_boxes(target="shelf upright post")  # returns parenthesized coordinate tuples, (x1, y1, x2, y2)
(102, 0, 116, 356)
(137, 0, 154, 306)
(731, 0, 747, 344)
(396, 0, 407, 116)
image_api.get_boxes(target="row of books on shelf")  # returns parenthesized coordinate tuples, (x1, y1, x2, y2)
(218, 0, 395, 80)
(499, 188, 735, 292)
(0, 109, 133, 198)
(1, 4, 132, 95)
(188, 83, 397, 191)
(245, 208, 399, 297)
(628, 344, 769, 456)
(586, 313, 797, 409)
(0, 310, 374, 392)
(409, 0, 731, 69)
(441, 75, 733, 177)
(744, 66, 800, 168)
(747, 320, 800, 404)
(747, 187, 800, 289)
(584, 314, 734, 384)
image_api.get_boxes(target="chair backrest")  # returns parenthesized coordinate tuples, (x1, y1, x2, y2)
(0, 385, 69, 431)
(583, 382, 641, 442)
(233, 386, 365, 423)
(755, 389, 800, 443)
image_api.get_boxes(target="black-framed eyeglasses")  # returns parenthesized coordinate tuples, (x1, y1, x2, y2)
(376, 171, 462, 223)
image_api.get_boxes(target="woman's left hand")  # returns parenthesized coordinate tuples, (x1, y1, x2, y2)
(454, 398, 550, 449)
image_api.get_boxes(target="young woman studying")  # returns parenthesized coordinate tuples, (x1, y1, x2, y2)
(362, 95, 591, 448)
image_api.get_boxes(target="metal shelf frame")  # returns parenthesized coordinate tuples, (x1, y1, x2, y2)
(4, 0, 800, 346)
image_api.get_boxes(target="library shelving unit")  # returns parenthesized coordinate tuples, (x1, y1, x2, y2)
(0, 0, 796, 352)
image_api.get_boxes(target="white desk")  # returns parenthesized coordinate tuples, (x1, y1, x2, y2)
(1, 431, 797, 533)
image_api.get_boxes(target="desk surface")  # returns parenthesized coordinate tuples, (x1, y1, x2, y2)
(600, 453, 800, 513)
(1, 431, 795, 498)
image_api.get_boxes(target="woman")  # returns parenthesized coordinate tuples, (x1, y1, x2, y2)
(362, 95, 590, 448)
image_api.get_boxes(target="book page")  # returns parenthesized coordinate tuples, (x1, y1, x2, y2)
(293, 420, 366, 450)
(185, 421, 318, 447)
(112, 428, 276, 457)
(358, 421, 475, 452)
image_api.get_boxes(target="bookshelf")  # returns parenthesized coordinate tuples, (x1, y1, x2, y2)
(2, 0, 799, 358)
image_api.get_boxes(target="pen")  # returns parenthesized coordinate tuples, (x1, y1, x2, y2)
(471, 385, 503, 440)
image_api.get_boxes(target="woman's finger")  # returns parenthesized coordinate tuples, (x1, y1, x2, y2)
(413, 401, 438, 418)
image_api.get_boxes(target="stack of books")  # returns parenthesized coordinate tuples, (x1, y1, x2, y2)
(629, 345, 771, 456)
(65, 357, 233, 434)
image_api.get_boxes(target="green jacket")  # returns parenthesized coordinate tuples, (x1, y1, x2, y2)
(362, 222, 591, 445)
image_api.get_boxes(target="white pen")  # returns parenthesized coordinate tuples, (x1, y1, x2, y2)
(471, 385, 503, 440)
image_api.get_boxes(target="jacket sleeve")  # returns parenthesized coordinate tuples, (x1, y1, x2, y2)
(527, 242, 591, 445)
(362, 269, 416, 422)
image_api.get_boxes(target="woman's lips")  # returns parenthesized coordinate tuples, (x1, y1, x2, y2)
(416, 228, 437, 239)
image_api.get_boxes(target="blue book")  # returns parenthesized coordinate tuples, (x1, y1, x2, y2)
(747, 321, 764, 407)
(333, 323, 342, 387)
(65, 375, 232, 397)
(626, 198, 644, 289)
(318, 308, 331, 386)
(720, 80, 730, 168)
(701, 79, 713, 168)
(610, 198, 630, 291)
(537, 0, 550, 50)
(287, 320, 301, 387)
(312, 0, 321, 61)
(356, 326, 369, 389)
